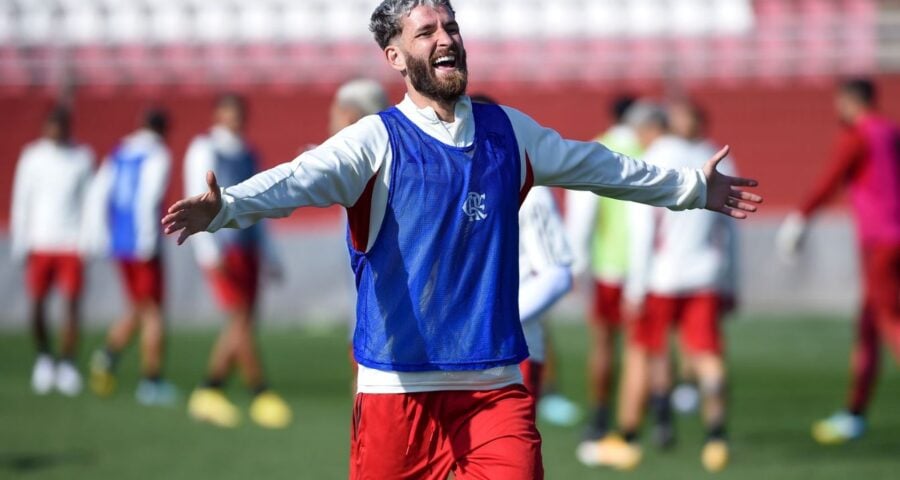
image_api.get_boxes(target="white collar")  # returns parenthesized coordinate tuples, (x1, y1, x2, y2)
(395, 94, 475, 148)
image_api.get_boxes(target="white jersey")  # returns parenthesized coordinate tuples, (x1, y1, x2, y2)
(82, 130, 171, 260)
(204, 95, 710, 394)
(10, 138, 94, 260)
(518, 186, 573, 363)
(624, 137, 738, 303)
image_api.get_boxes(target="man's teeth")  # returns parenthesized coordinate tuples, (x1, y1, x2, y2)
(433, 55, 456, 66)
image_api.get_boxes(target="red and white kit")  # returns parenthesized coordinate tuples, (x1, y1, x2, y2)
(207, 95, 712, 479)
(11, 138, 94, 300)
(625, 137, 738, 354)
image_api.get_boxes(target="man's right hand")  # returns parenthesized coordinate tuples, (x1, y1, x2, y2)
(162, 170, 223, 245)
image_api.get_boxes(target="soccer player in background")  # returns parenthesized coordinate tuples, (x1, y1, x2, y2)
(518, 185, 574, 414)
(330, 78, 390, 137)
(183, 94, 291, 429)
(163, 1, 761, 476)
(566, 94, 642, 443)
(84, 108, 178, 406)
(327, 78, 390, 380)
(580, 102, 738, 472)
(11, 106, 94, 396)
(472, 93, 581, 426)
(777, 78, 900, 445)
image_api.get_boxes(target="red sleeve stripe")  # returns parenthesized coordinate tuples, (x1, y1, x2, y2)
(346, 172, 380, 252)
(519, 152, 534, 206)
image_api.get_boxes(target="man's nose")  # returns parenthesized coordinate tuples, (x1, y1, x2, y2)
(435, 27, 453, 47)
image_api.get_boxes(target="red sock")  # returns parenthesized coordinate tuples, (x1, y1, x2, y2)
(847, 305, 879, 416)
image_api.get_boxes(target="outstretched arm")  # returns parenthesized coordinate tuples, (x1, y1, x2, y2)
(163, 115, 389, 245)
(502, 106, 762, 217)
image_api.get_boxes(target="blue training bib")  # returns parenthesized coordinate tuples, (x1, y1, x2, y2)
(349, 102, 529, 372)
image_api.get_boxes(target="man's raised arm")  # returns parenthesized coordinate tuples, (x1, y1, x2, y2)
(502, 107, 762, 218)
(162, 115, 389, 244)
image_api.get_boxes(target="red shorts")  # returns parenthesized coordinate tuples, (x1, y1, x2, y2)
(592, 281, 623, 328)
(350, 385, 543, 480)
(206, 247, 259, 310)
(631, 293, 723, 355)
(118, 257, 163, 304)
(26, 253, 83, 301)
(519, 359, 545, 417)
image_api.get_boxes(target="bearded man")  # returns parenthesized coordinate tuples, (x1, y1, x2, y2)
(162, 1, 762, 478)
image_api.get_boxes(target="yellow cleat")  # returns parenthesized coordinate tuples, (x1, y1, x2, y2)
(188, 388, 240, 428)
(89, 350, 116, 397)
(250, 391, 293, 429)
(701, 440, 729, 473)
(576, 434, 642, 471)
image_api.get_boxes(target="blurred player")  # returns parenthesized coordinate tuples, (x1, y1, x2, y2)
(566, 94, 641, 441)
(85, 108, 177, 406)
(777, 78, 900, 445)
(580, 102, 738, 472)
(328, 78, 390, 379)
(163, 1, 761, 476)
(183, 94, 291, 429)
(11, 106, 94, 396)
(330, 78, 390, 136)
(518, 185, 574, 413)
(472, 93, 580, 426)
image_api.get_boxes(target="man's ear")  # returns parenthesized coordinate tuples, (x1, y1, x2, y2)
(384, 45, 406, 73)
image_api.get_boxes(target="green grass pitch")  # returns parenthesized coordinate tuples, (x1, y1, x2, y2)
(1, 314, 898, 479)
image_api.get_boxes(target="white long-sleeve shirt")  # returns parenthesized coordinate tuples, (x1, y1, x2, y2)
(10, 138, 94, 261)
(518, 186, 573, 363)
(624, 137, 738, 304)
(204, 95, 709, 393)
(82, 130, 170, 260)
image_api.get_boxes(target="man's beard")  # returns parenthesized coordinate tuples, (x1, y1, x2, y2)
(405, 49, 468, 102)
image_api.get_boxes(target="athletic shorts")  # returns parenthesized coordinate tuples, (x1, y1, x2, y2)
(519, 359, 545, 407)
(592, 281, 623, 327)
(631, 292, 722, 355)
(350, 385, 543, 480)
(206, 246, 259, 310)
(26, 253, 83, 301)
(117, 257, 163, 304)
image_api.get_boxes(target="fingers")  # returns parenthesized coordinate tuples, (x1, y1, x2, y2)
(729, 188, 763, 204)
(207, 170, 219, 194)
(167, 198, 188, 215)
(725, 197, 758, 212)
(164, 219, 191, 235)
(161, 209, 188, 227)
(177, 228, 192, 245)
(705, 145, 730, 170)
(727, 175, 758, 188)
(717, 206, 748, 219)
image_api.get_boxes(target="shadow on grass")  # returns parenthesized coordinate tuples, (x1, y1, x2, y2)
(0, 451, 96, 473)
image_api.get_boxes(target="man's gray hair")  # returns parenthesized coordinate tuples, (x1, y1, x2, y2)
(370, 0, 456, 49)
(335, 78, 389, 116)
(624, 101, 669, 130)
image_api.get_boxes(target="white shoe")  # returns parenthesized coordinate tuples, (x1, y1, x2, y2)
(31, 354, 55, 395)
(55, 361, 83, 396)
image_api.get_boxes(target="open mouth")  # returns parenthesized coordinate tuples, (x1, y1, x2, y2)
(432, 55, 458, 72)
